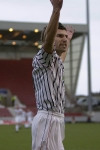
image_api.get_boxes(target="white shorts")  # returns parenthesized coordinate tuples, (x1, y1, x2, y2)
(31, 110, 65, 150)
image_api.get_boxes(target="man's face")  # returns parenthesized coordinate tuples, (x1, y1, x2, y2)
(54, 29, 69, 53)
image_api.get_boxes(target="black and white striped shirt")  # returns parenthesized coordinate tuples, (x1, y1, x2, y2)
(32, 48, 65, 114)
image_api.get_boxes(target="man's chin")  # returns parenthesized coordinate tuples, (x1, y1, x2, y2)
(56, 48, 67, 53)
(61, 49, 67, 52)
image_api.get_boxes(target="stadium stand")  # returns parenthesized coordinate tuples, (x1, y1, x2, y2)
(0, 59, 36, 108)
(0, 108, 12, 117)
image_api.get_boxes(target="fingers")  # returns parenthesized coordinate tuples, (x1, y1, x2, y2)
(66, 25, 75, 40)
(50, 0, 53, 4)
(66, 25, 75, 33)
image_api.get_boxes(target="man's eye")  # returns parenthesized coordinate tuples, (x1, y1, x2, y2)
(66, 35, 68, 38)
(57, 34, 63, 38)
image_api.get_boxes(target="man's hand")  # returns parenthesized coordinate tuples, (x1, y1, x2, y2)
(50, 0, 63, 10)
(66, 25, 75, 41)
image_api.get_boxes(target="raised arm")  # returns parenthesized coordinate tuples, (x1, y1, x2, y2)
(43, 0, 63, 53)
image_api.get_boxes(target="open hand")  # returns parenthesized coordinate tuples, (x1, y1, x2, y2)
(66, 25, 75, 40)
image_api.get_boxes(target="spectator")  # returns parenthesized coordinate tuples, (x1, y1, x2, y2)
(11, 95, 17, 107)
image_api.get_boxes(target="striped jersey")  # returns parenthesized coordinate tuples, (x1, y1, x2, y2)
(32, 48, 65, 114)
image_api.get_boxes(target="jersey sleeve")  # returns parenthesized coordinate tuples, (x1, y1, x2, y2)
(33, 48, 53, 68)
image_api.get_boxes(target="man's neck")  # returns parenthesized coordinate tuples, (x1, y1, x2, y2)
(56, 51, 67, 62)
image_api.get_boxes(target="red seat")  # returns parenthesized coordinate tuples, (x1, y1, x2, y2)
(0, 59, 36, 107)
(0, 108, 12, 117)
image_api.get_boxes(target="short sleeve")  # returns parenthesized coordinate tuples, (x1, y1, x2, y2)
(34, 48, 53, 68)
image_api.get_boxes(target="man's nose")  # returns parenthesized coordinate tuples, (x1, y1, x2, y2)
(63, 36, 67, 41)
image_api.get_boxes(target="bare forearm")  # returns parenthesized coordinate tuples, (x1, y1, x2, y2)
(45, 8, 60, 41)
(43, 0, 63, 53)
(43, 8, 60, 53)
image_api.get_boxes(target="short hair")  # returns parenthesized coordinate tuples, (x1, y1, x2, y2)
(41, 22, 66, 42)
(58, 22, 66, 30)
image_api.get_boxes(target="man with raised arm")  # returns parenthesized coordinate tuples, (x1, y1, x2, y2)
(32, 0, 75, 150)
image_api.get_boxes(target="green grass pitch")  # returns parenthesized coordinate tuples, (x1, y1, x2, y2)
(0, 123, 100, 150)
